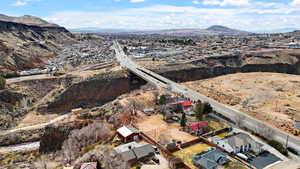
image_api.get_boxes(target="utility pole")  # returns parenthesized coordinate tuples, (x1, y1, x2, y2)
(286, 135, 289, 148)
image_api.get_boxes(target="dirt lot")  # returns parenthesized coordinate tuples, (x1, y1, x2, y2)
(184, 72, 300, 136)
(136, 114, 197, 143)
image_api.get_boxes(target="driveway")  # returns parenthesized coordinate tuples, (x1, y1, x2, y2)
(250, 151, 281, 169)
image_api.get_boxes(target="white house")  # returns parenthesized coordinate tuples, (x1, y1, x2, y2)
(213, 133, 262, 154)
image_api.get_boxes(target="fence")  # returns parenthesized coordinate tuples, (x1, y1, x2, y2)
(139, 132, 190, 169)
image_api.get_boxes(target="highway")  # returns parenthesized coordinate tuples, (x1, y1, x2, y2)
(113, 40, 300, 151)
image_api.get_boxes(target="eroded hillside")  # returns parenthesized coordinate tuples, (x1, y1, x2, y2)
(0, 20, 74, 73)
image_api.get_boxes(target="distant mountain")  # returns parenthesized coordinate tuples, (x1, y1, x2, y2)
(97, 25, 252, 36)
(0, 14, 74, 73)
(69, 27, 134, 33)
(206, 25, 250, 35)
(0, 14, 58, 27)
(255, 28, 300, 34)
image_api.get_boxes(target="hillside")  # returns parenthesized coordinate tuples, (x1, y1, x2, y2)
(0, 14, 58, 27)
(206, 25, 250, 35)
(0, 15, 75, 74)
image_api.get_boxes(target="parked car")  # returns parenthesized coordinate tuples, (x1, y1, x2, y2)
(287, 147, 300, 156)
(171, 116, 180, 122)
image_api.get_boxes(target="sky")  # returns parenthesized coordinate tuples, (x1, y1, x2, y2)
(1, 0, 300, 31)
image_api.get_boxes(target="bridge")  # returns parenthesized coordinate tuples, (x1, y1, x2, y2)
(112, 40, 300, 150)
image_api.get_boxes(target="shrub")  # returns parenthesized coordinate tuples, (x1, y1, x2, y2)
(180, 113, 187, 127)
(0, 76, 6, 89)
(62, 122, 112, 162)
(195, 100, 204, 120)
(203, 102, 213, 114)
(268, 140, 288, 156)
(158, 95, 167, 105)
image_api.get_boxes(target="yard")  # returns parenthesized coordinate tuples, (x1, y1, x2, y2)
(207, 120, 228, 131)
(173, 144, 211, 169)
(224, 162, 247, 169)
(135, 114, 197, 143)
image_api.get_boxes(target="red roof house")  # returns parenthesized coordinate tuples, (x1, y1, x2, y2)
(181, 101, 193, 107)
(188, 121, 209, 135)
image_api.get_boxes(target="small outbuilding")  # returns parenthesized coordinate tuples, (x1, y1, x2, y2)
(117, 126, 140, 143)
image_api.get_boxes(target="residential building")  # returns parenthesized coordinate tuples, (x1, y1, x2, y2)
(114, 142, 155, 165)
(213, 133, 262, 154)
(192, 148, 229, 169)
(188, 121, 209, 136)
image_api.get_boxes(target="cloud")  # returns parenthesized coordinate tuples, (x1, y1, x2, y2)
(201, 0, 250, 6)
(291, 0, 300, 5)
(11, 0, 41, 6)
(192, 0, 201, 4)
(130, 0, 144, 3)
(44, 4, 300, 31)
(11, 0, 27, 6)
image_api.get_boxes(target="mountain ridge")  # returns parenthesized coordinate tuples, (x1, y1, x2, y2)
(0, 14, 74, 74)
(0, 14, 59, 27)
(73, 25, 252, 36)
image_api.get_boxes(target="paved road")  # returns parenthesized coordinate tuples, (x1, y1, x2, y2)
(112, 40, 300, 151)
(1, 113, 72, 136)
(0, 142, 40, 154)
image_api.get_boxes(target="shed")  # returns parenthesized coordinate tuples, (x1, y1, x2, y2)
(117, 126, 140, 142)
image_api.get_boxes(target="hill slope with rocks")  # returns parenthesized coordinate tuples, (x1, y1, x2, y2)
(206, 25, 250, 35)
(0, 14, 75, 74)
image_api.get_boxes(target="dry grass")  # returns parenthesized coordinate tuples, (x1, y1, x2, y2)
(173, 144, 211, 169)
(136, 114, 197, 143)
(184, 72, 300, 137)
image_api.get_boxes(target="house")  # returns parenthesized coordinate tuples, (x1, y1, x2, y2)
(188, 121, 209, 136)
(80, 162, 97, 169)
(114, 142, 155, 165)
(117, 126, 140, 143)
(192, 148, 229, 169)
(213, 133, 262, 154)
(169, 100, 194, 113)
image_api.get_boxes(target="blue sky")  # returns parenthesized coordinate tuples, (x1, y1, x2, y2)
(1, 0, 300, 31)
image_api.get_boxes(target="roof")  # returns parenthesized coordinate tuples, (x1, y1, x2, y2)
(117, 126, 139, 138)
(225, 133, 262, 149)
(189, 121, 208, 131)
(182, 101, 193, 107)
(192, 148, 228, 169)
(115, 142, 155, 162)
(169, 100, 193, 107)
(80, 162, 97, 169)
(114, 141, 141, 153)
(121, 150, 136, 161)
(132, 144, 155, 159)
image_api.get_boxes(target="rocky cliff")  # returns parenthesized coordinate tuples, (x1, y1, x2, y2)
(0, 18, 74, 73)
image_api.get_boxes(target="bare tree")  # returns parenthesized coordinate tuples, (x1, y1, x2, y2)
(35, 155, 48, 169)
(255, 123, 275, 139)
(62, 122, 112, 163)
